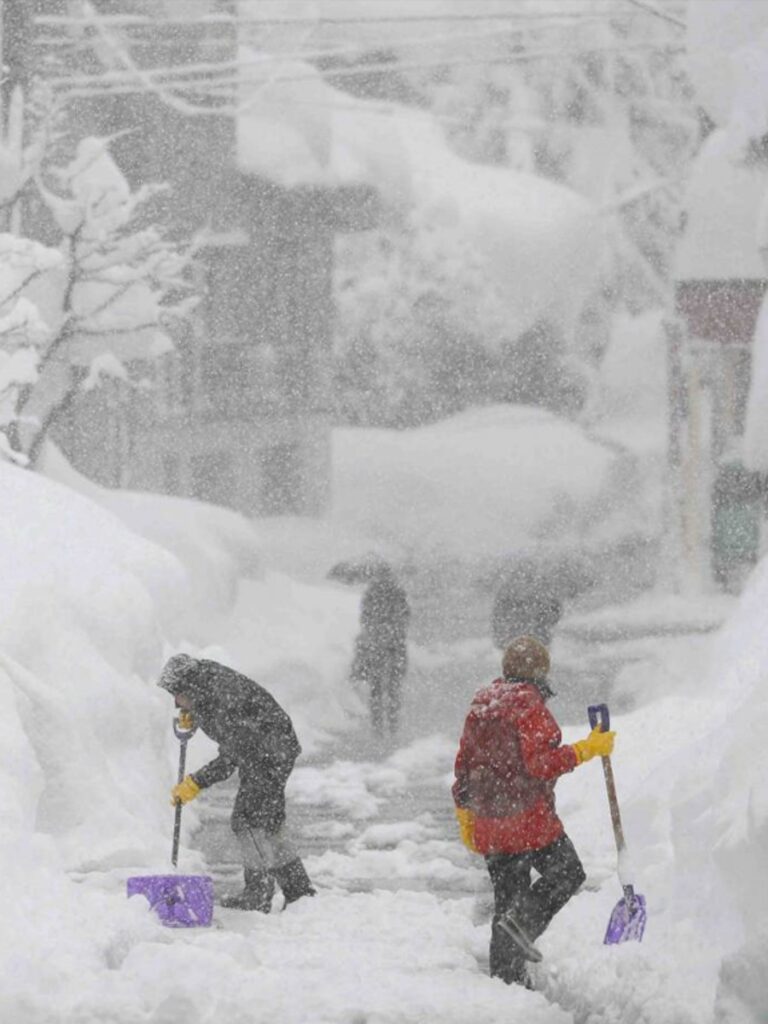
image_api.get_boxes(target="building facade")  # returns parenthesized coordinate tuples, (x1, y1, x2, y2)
(672, 127, 767, 588)
(34, 0, 379, 515)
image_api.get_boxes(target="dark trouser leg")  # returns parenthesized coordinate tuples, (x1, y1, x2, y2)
(486, 853, 531, 984)
(369, 676, 384, 733)
(523, 835, 586, 940)
(220, 863, 275, 912)
(231, 766, 315, 908)
(385, 674, 402, 735)
(272, 858, 316, 905)
(227, 769, 285, 911)
(485, 836, 585, 982)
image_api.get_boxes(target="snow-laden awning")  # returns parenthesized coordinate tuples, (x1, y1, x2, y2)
(237, 51, 601, 338)
(675, 130, 766, 282)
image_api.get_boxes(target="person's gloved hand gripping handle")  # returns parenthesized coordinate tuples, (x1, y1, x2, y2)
(572, 723, 616, 764)
(171, 776, 200, 806)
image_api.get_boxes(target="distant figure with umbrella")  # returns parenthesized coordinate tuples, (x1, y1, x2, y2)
(329, 556, 411, 735)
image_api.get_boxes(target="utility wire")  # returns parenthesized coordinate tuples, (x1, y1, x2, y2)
(35, 7, 615, 28)
(45, 41, 684, 93)
(622, 0, 686, 29)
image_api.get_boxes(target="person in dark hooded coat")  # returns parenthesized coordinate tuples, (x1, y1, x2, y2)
(158, 654, 315, 911)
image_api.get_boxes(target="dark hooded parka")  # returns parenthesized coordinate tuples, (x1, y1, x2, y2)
(160, 657, 301, 834)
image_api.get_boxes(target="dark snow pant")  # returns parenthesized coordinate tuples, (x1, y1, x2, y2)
(366, 647, 406, 736)
(231, 761, 292, 835)
(369, 672, 403, 736)
(486, 834, 586, 984)
(231, 760, 314, 906)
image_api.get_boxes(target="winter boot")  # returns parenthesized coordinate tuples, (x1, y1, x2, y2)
(220, 868, 275, 912)
(272, 858, 316, 908)
(491, 953, 533, 988)
(498, 910, 543, 962)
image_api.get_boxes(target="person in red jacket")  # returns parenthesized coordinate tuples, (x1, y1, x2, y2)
(453, 635, 615, 986)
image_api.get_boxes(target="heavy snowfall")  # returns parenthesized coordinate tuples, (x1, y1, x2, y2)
(1, 1, 767, 1022)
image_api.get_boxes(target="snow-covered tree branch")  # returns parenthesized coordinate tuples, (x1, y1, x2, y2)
(0, 134, 194, 465)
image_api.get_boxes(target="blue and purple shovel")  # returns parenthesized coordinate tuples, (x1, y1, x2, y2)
(126, 717, 214, 928)
(588, 703, 647, 945)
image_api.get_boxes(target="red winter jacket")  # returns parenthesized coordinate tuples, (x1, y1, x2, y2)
(452, 678, 578, 854)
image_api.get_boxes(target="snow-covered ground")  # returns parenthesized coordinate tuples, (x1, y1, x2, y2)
(0, 454, 765, 1022)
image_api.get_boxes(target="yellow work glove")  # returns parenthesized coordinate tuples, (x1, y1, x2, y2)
(573, 725, 616, 764)
(177, 710, 194, 731)
(171, 775, 200, 806)
(455, 807, 478, 853)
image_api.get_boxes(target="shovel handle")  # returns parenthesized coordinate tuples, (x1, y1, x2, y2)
(587, 704, 626, 855)
(588, 703, 610, 732)
(171, 717, 196, 867)
(173, 717, 197, 744)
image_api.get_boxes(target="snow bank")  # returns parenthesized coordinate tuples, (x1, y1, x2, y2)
(40, 442, 261, 640)
(0, 460, 191, 1020)
(0, 454, 370, 1022)
(558, 551, 768, 1024)
(331, 404, 639, 564)
(238, 52, 600, 338)
(701, 558, 768, 1020)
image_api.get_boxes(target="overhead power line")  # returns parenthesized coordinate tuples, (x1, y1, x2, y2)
(622, 0, 686, 29)
(47, 41, 684, 95)
(35, 8, 612, 28)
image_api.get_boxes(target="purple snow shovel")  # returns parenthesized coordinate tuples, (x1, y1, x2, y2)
(587, 704, 647, 945)
(126, 716, 214, 928)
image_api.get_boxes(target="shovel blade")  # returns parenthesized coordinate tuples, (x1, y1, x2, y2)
(127, 874, 214, 928)
(604, 891, 646, 944)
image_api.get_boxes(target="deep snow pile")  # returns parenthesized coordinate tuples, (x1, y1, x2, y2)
(543, 552, 768, 1024)
(0, 459, 362, 1023)
(3, 445, 768, 1021)
(39, 442, 263, 642)
(669, 556, 768, 1023)
(331, 404, 647, 564)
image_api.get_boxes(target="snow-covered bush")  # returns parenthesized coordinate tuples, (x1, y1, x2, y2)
(0, 236, 63, 462)
(0, 134, 192, 465)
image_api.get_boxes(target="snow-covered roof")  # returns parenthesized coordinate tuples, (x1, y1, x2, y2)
(674, 130, 766, 281)
(237, 51, 601, 338)
(687, 0, 768, 131)
(330, 403, 640, 564)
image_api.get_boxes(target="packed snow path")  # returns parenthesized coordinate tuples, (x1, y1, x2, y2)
(194, 743, 482, 904)
(182, 623, 726, 1023)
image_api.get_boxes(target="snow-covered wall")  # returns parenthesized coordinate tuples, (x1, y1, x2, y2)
(629, 549, 768, 1023)
(39, 442, 262, 642)
(0, 456, 360, 1020)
